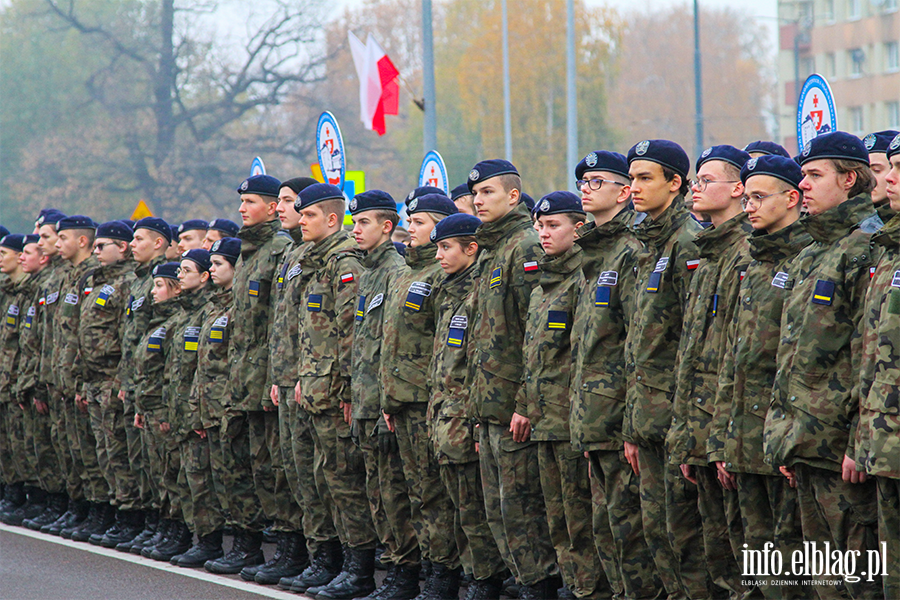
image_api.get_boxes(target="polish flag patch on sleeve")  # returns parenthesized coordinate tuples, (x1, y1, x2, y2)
(870, 266, 876, 279)
(685, 259, 700, 270)
(523, 261, 539, 273)
(341, 272, 355, 284)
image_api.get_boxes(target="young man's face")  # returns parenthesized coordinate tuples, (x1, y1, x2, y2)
(352, 212, 391, 252)
(131, 229, 163, 264)
(178, 259, 207, 292)
(37, 225, 59, 257)
(869, 152, 891, 205)
(276, 188, 302, 230)
(56, 230, 83, 261)
(628, 160, 679, 218)
(19, 243, 46, 273)
(239, 194, 276, 227)
(743, 174, 797, 233)
(93, 238, 127, 267)
(202, 229, 223, 250)
(536, 214, 582, 256)
(209, 255, 235, 288)
(435, 238, 476, 275)
(799, 159, 853, 215)
(886, 155, 900, 211)
(407, 213, 436, 248)
(177, 229, 205, 254)
(690, 161, 742, 218)
(472, 178, 517, 223)
(579, 170, 629, 215)
(298, 204, 332, 244)
(453, 194, 476, 216)
(0, 247, 22, 274)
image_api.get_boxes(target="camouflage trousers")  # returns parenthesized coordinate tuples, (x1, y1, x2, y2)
(48, 387, 74, 496)
(75, 398, 106, 504)
(537, 441, 610, 598)
(734, 472, 809, 599)
(394, 403, 459, 568)
(17, 401, 40, 487)
(308, 409, 377, 549)
(160, 433, 184, 520)
(0, 402, 24, 484)
(588, 449, 662, 600)
(218, 410, 265, 530)
(252, 408, 301, 532)
(279, 389, 338, 555)
(123, 391, 150, 510)
(877, 477, 899, 600)
(794, 463, 881, 600)
(359, 416, 419, 566)
(138, 404, 168, 510)
(440, 460, 505, 580)
(87, 382, 139, 508)
(694, 465, 748, 598)
(25, 399, 64, 493)
(479, 423, 556, 586)
(180, 432, 225, 537)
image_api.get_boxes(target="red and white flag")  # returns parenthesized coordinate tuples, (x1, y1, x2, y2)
(348, 31, 400, 136)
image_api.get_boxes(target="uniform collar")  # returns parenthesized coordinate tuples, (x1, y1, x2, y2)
(238, 219, 281, 252)
(632, 195, 692, 245)
(476, 202, 534, 250)
(749, 220, 812, 263)
(576, 207, 634, 248)
(306, 229, 356, 267)
(177, 284, 214, 311)
(362, 240, 398, 269)
(93, 258, 133, 283)
(136, 255, 167, 278)
(873, 212, 900, 248)
(694, 212, 752, 259)
(802, 193, 879, 244)
(539, 244, 582, 285)
(405, 241, 438, 269)
(442, 261, 478, 300)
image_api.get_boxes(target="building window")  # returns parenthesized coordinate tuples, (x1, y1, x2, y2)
(848, 0, 861, 19)
(803, 57, 816, 78)
(888, 102, 900, 129)
(849, 106, 864, 134)
(849, 48, 865, 77)
(823, 0, 835, 21)
(885, 0, 897, 12)
(825, 53, 836, 77)
(887, 42, 900, 72)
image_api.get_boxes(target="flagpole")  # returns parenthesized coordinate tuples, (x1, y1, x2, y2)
(566, 0, 577, 192)
(502, 0, 512, 162)
(422, 0, 437, 153)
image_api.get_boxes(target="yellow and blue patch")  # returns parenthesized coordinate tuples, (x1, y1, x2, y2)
(277, 263, 289, 289)
(547, 310, 568, 330)
(404, 282, 432, 312)
(356, 295, 366, 321)
(711, 294, 719, 316)
(147, 327, 166, 352)
(595, 286, 611, 307)
(209, 315, 228, 342)
(811, 279, 835, 306)
(6, 305, 19, 328)
(24, 306, 35, 329)
(183, 326, 201, 352)
(95, 284, 116, 307)
(489, 267, 502, 289)
(447, 315, 468, 347)
(307, 294, 322, 312)
(646, 271, 661, 293)
(249, 280, 260, 297)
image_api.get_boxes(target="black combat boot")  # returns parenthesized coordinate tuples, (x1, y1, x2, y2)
(119, 509, 158, 552)
(45, 498, 89, 536)
(304, 545, 351, 596)
(0, 483, 26, 517)
(62, 502, 98, 539)
(172, 529, 224, 568)
(463, 573, 504, 600)
(284, 539, 344, 592)
(363, 563, 421, 600)
(413, 563, 461, 600)
(556, 586, 577, 600)
(254, 531, 309, 585)
(24, 492, 68, 530)
(204, 529, 265, 574)
(315, 547, 377, 600)
(97, 509, 144, 548)
(149, 519, 193, 561)
(517, 575, 562, 600)
(72, 502, 114, 542)
(240, 530, 284, 581)
(1, 486, 47, 526)
(135, 517, 173, 555)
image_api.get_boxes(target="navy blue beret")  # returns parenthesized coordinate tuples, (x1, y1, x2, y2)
(280, 177, 319, 196)
(450, 184, 472, 202)
(575, 150, 630, 181)
(520, 192, 535, 211)
(743, 141, 791, 158)
(627, 139, 690, 179)
(210, 237, 242, 265)
(152, 262, 180, 280)
(696, 145, 751, 172)
(392, 241, 407, 256)
(349, 190, 397, 215)
(181, 248, 211, 273)
(295, 183, 344, 211)
(467, 159, 519, 192)
(405, 185, 447, 206)
(0, 234, 27, 252)
(96, 220, 134, 242)
(36, 209, 66, 228)
(169, 224, 180, 241)
(864, 130, 900, 154)
(407, 193, 458, 217)
(56, 215, 97, 232)
(208, 218, 240, 237)
(740, 155, 804, 191)
(0, 226, 8, 239)
(121, 219, 135, 229)
(237, 174, 282, 198)
(23, 234, 39, 246)
(430, 213, 482, 243)
(134, 217, 173, 243)
(888, 133, 900, 160)
(799, 131, 869, 166)
(178, 219, 208, 235)
(533, 191, 586, 217)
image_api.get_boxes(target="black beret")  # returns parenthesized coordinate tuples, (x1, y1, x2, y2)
(181, 248, 212, 273)
(134, 217, 173, 243)
(430, 213, 482, 243)
(575, 150, 630, 180)
(0, 226, 8, 239)
(0, 234, 27, 252)
(407, 193, 458, 217)
(627, 139, 690, 179)
(405, 185, 447, 206)
(280, 177, 320, 197)
(467, 159, 519, 192)
(392, 241, 407, 256)
(520, 192, 535, 211)
(696, 145, 751, 172)
(864, 130, 900, 154)
(740, 155, 804, 191)
(798, 131, 868, 166)
(888, 133, 900, 160)
(450, 184, 472, 201)
(210, 237, 242, 265)
(36, 208, 66, 228)
(533, 191, 586, 217)
(151, 262, 180, 280)
(178, 219, 209, 235)
(208, 218, 240, 237)
(56, 215, 97, 232)
(349, 190, 397, 215)
(237, 174, 282, 198)
(743, 141, 791, 158)
(96, 220, 134, 242)
(23, 234, 39, 246)
(296, 183, 344, 211)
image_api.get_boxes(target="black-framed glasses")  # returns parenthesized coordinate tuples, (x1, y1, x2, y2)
(93, 242, 114, 252)
(576, 178, 625, 191)
(690, 178, 740, 192)
(741, 190, 791, 210)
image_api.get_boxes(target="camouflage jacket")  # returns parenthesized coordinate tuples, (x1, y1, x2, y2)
(667, 213, 753, 466)
(855, 215, 900, 478)
(470, 202, 542, 425)
(163, 285, 214, 439)
(765, 194, 881, 472)
(429, 262, 479, 465)
(379, 242, 444, 413)
(711, 222, 811, 475)
(190, 288, 233, 429)
(78, 259, 135, 387)
(38, 255, 69, 392)
(229, 219, 290, 411)
(268, 228, 309, 388)
(133, 297, 180, 413)
(54, 256, 100, 398)
(520, 246, 583, 441)
(876, 201, 896, 227)
(295, 230, 364, 415)
(117, 256, 164, 395)
(15, 266, 52, 402)
(0, 275, 30, 400)
(570, 209, 641, 451)
(352, 240, 405, 420)
(622, 196, 701, 446)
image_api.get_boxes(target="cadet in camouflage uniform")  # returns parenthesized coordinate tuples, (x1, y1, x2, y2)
(570, 151, 662, 600)
(201, 218, 241, 251)
(620, 140, 701, 599)
(292, 183, 376, 600)
(856, 134, 900, 600)
(521, 192, 610, 599)
(666, 146, 753, 598)
(466, 160, 556, 598)
(381, 192, 464, 600)
(864, 130, 899, 224)
(206, 174, 290, 575)
(711, 155, 811, 599)
(765, 132, 883, 599)
(175, 220, 208, 254)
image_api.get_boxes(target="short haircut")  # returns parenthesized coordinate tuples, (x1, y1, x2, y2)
(831, 159, 876, 198)
(497, 173, 522, 194)
(538, 212, 585, 226)
(318, 198, 346, 222)
(369, 209, 399, 233)
(66, 228, 96, 245)
(144, 229, 170, 247)
(662, 167, 690, 196)
(720, 162, 741, 181)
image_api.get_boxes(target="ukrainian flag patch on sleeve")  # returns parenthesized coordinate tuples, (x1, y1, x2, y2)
(547, 310, 568, 330)
(249, 280, 260, 297)
(489, 267, 502, 289)
(307, 294, 323, 312)
(356, 295, 366, 321)
(6, 305, 18, 327)
(447, 315, 468, 347)
(183, 326, 201, 352)
(811, 279, 835, 305)
(25, 306, 35, 329)
(95, 284, 116, 307)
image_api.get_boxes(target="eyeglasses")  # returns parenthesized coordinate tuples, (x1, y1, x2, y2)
(690, 178, 740, 192)
(740, 190, 791, 211)
(576, 178, 626, 191)
(176, 267, 197, 276)
(93, 242, 114, 252)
